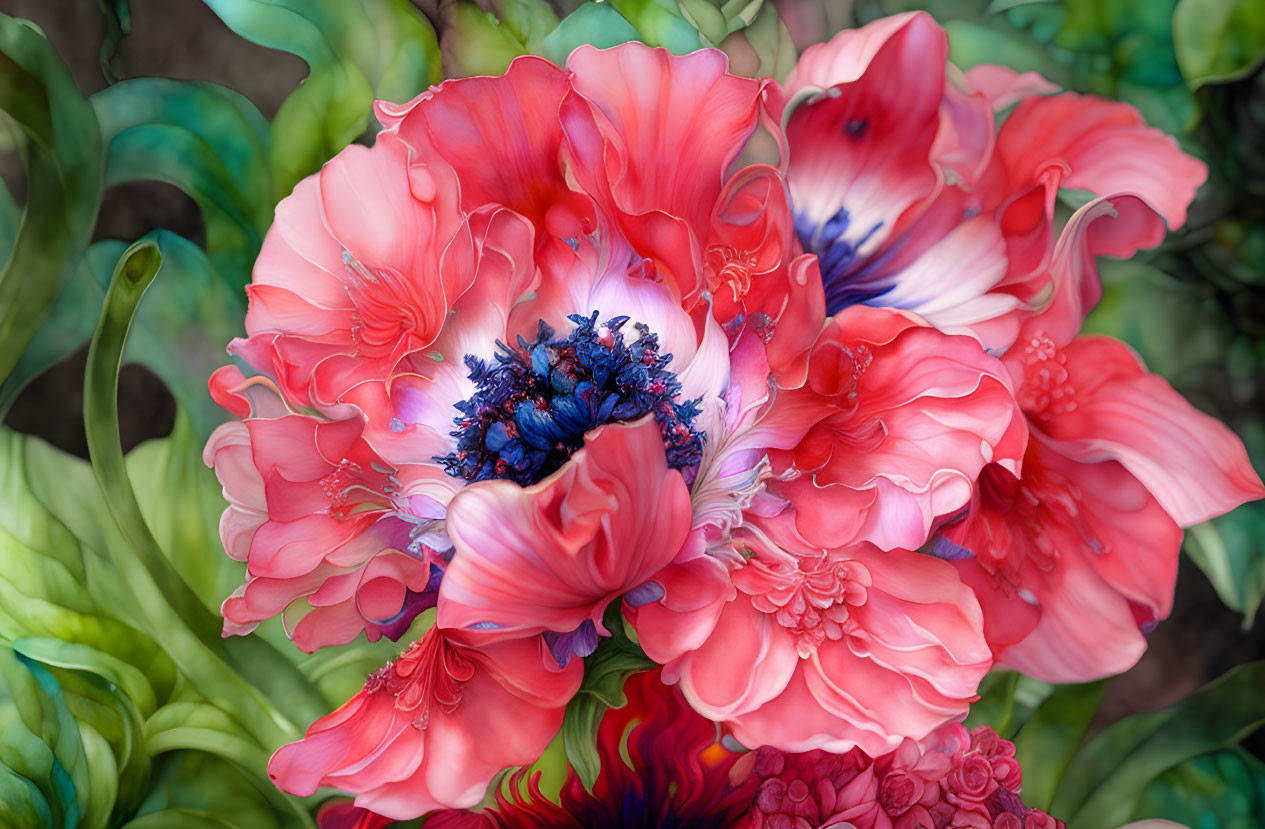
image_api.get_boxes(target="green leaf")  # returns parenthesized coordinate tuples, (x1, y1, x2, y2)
(1131, 748, 1265, 826)
(142, 705, 315, 825)
(131, 751, 300, 829)
(1051, 661, 1265, 828)
(944, 17, 1071, 85)
(123, 809, 246, 829)
(442, 3, 531, 77)
(83, 241, 307, 749)
(14, 642, 153, 829)
(13, 639, 155, 725)
(0, 428, 174, 688)
(122, 232, 244, 439)
(719, 0, 797, 81)
(202, 0, 441, 196)
(0, 762, 52, 828)
(1010, 679, 1110, 812)
(92, 79, 273, 287)
(560, 603, 655, 790)
(0, 13, 104, 387)
(1174, 0, 1265, 88)
(489, 0, 563, 53)
(541, 3, 642, 65)
(963, 670, 1061, 741)
(83, 241, 218, 639)
(608, 0, 707, 52)
(95, 0, 131, 82)
(1185, 503, 1265, 627)
(0, 646, 80, 828)
(678, 0, 730, 46)
(440, 0, 563, 77)
(964, 670, 1021, 735)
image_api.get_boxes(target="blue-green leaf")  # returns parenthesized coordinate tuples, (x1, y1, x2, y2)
(1131, 748, 1265, 827)
(92, 79, 272, 286)
(202, 0, 441, 196)
(1051, 661, 1265, 829)
(0, 13, 104, 387)
(1011, 679, 1111, 812)
(541, 3, 642, 65)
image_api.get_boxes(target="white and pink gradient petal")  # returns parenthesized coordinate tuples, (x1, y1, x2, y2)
(782, 12, 947, 264)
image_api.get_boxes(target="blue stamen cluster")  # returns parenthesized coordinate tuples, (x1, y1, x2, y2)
(437, 312, 705, 487)
(795, 207, 887, 314)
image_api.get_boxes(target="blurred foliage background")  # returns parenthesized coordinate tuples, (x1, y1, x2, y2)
(0, 0, 1260, 826)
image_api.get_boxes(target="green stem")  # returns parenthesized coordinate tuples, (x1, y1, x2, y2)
(83, 241, 297, 752)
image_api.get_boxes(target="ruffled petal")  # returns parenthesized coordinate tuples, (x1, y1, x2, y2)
(766, 306, 1022, 551)
(269, 630, 580, 819)
(562, 43, 766, 304)
(438, 418, 693, 642)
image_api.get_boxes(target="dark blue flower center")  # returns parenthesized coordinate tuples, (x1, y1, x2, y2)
(437, 312, 705, 487)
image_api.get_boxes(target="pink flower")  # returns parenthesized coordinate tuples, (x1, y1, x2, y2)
(1023, 811, 1062, 829)
(638, 509, 991, 758)
(203, 408, 451, 651)
(208, 42, 806, 654)
(228, 129, 467, 410)
(773, 12, 1206, 351)
(939, 201, 1265, 682)
(758, 304, 1023, 552)
(268, 627, 581, 819)
(734, 723, 1056, 829)
(210, 42, 813, 816)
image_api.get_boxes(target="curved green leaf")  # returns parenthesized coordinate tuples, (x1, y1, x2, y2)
(123, 809, 245, 829)
(0, 13, 104, 387)
(146, 702, 314, 829)
(76, 723, 120, 829)
(0, 762, 53, 828)
(92, 79, 272, 286)
(202, 0, 441, 195)
(1011, 679, 1110, 812)
(14, 648, 152, 829)
(121, 232, 243, 439)
(1174, 0, 1265, 88)
(441, 3, 533, 77)
(134, 750, 294, 829)
(541, 3, 642, 64)
(561, 603, 655, 790)
(1131, 748, 1265, 826)
(1051, 661, 1265, 828)
(0, 427, 181, 699)
(13, 638, 156, 718)
(83, 241, 301, 749)
(608, 0, 707, 51)
(1185, 503, 1265, 627)
(0, 647, 80, 828)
